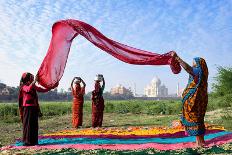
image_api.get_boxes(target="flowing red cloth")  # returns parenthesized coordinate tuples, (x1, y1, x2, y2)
(37, 19, 181, 89)
(72, 85, 85, 128)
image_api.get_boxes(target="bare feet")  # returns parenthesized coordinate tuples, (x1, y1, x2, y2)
(196, 135, 205, 147)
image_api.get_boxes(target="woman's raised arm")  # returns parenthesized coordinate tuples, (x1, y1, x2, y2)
(172, 52, 194, 76)
(71, 77, 76, 90)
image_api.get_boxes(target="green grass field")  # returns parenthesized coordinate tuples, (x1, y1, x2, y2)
(0, 98, 232, 147)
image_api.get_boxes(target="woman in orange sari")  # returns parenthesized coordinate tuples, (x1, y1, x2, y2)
(71, 77, 86, 128)
(91, 76, 105, 128)
(173, 52, 208, 147)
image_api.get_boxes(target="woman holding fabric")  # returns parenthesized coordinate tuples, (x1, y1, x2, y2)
(18, 72, 49, 146)
(172, 52, 208, 147)
(71, 77, 86, 128)
(91, 75, 105, 128)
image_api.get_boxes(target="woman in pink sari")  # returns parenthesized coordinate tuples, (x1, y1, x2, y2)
(18, 72, 49, 146)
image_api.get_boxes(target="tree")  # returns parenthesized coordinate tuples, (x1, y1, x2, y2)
(212, 66, 232, 96)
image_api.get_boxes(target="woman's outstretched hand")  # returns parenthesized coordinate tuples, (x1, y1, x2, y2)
(171, 51, 180, 62)
(171, 51, 177, 58)
(35, 75, 39, 82)
(171, 51, 193, 75)
(32, 75, 38, 85)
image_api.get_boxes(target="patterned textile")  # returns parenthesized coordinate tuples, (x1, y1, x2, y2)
(181, 57, 208, 136)
(72, 85, 85, 128)
(2, 125, 232, 151)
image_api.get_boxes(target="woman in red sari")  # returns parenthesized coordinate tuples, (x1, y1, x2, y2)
(91, 76, 105, 128)
(18, 72, 49, 146)
(172, 52, 208, 147)
(71, 77, 86, 128)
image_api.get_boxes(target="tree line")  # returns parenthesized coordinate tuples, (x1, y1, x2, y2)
(0, 85, 134, 102)
(1, 66, 231, 102)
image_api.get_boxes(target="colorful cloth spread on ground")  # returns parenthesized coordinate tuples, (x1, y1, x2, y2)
(37, 19, 181, 90)
(181, 58, 208, 136)
(1, 125, 232, 151)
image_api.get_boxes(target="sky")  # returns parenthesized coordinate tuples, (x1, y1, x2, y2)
(0, 0, 232, 94)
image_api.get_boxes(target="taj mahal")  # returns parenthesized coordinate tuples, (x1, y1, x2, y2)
(144, 76, 168, 97)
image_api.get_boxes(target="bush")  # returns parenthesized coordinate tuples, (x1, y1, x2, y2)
(0, 104, 19, 117)
(2, 97, 231, 122)
(207, 94, 232, 111)
(220, 111, 232, 130)
(104, 102, 115, 113)
(1, 115, 20, 123)
(40, 102, 72, 116)
(130, 104, 142, 114)
(212, 66, 232, 96)
(145, 105, 161, 115)
(114, 103, 130, 114)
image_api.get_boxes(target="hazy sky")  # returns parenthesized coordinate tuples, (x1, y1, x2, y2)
(0, 0, 232, 94)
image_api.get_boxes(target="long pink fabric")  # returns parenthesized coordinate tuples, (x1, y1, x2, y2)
(37, 19, 181, 89)
(2, 135, 232, 151)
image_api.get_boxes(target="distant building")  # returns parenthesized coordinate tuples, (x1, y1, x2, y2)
(0, 83, 8, 95)
(176, 83, 184, 97)
(1, 88, 10, 95)
(144, 77, 168, 97)
(0, 83, 16, 95)
(110, 84, 133, 95)
(0, 83, 6, 90)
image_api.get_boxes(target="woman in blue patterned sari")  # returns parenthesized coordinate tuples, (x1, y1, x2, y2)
(172, 52, 208, 147)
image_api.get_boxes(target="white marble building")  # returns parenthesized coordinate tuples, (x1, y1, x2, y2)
(144, 77, 168, 97)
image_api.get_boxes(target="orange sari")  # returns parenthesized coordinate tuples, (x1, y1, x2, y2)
(72, 85, 85, 128)
(181, 57, 208, 136)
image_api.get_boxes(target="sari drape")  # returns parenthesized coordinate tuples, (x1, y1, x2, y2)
(181, 57, 208, 136)
(92, 87, 104, 128)
(37, 19, 181, 89)
(72, 87, 85, 128)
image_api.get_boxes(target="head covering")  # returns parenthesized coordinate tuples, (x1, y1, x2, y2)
(196, 57, 208, 79)
(20, 72, 34, 86)
(182, 57, 208, 101)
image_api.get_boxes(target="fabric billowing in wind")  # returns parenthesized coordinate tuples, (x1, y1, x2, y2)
(37, 19, 181, 89)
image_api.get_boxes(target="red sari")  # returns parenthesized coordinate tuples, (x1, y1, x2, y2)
(72, 85, 85, 128)
(18, 84, 48, 146)
(91, 87, 104, 128)
(37, 19, 181, 90)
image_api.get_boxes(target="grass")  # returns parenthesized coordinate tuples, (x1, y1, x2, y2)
(0, 98, 232, 147)
(0, 112, 179, 146)
(1, 94, 231, 122)
(0, 108, 232, 147)
(2, 146, 232, 155)
(0, 100, 181, 123)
